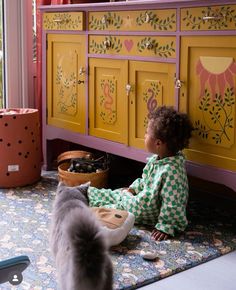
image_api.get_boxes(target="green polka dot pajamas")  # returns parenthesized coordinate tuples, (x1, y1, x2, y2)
(88, 153, 189, 236)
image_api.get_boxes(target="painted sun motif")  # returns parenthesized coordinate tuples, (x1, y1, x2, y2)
(196, 56, 236, 98)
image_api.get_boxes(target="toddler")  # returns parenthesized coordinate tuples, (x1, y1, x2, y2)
(88, 106, 194, 241)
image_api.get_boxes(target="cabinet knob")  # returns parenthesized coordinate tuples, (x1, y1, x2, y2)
(79, 67, 86, 75)
(126, 84, 132, 96)
(202, 13, 226, 21)
(174, 78, 184, 89)
(145, 13, 151, 23)
(101, 15, 110, 25)
(145, 41, 153, 50)
(103, 40, 111, 49)
(53, 18, 69, 24)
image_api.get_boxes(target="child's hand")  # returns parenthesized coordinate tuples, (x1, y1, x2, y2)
(151, 229, 169, 241)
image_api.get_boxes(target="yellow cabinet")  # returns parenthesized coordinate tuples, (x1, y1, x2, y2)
(89, 58, 175, 148)
(41, 1, 236, 190)
(180, 36, 236, 171)
(47, 34, 86, 133)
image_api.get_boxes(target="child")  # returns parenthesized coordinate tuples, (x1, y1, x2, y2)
(88, 106, 194, 241)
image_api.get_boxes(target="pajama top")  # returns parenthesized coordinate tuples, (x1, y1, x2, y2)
(88, 153, 189, 236)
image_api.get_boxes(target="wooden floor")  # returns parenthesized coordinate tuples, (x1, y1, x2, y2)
(141, 250, 236, 290)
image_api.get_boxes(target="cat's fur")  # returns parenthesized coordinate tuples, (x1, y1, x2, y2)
(50, 182, 113, 290)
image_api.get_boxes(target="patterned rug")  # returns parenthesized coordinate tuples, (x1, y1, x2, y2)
(0, 173, 236, 290)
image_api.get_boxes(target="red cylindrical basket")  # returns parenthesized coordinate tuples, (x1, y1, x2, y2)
(0, 108, 41, 188)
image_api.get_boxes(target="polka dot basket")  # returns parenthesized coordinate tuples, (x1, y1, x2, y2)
(0, 108, 41, 188)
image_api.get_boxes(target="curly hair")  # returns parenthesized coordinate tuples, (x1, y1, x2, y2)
(148, 106, 194, 155)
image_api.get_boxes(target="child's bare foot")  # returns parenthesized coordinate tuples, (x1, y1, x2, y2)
(151, 229, 169, 241)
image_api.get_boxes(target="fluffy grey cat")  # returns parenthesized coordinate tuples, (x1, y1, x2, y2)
(50, 182, 113, 290)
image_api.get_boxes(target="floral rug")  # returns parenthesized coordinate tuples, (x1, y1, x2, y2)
(0, 173, 236, 290)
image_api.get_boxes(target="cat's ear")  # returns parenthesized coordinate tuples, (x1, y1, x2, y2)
(78, 181, 91, 189)
(58, 181, 66, 187)
(77, 181, 91, 195)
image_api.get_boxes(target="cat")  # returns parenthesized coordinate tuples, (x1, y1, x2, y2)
(50, 181, 113, 290)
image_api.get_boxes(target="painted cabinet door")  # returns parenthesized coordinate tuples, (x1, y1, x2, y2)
(47, 34, 86, 133)
(129, 61, 176, 149)
(180, 36, 236, 172)
(89, 58, 128, 143)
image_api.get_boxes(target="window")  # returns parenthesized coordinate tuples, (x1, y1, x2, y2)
(2, 0, 35, 109)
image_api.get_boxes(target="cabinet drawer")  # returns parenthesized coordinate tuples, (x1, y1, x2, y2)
(89, 35, 176, 58)
(89, 9, 176, 31)
(181, 5, 236, 31)
(43, 12, 84, 30)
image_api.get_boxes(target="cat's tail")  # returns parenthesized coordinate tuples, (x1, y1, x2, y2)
(63, 206, 113, 287)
